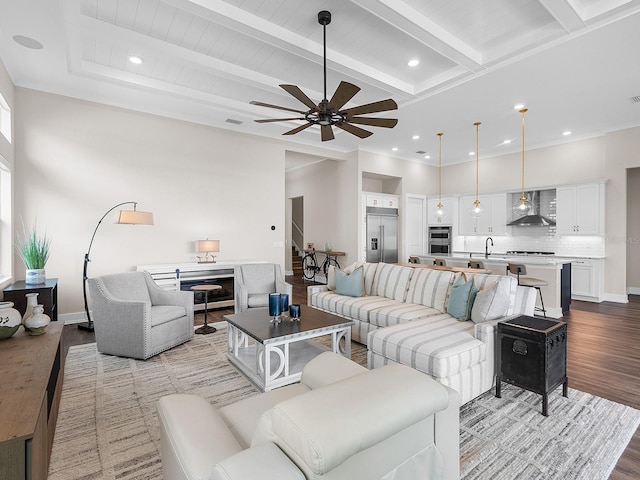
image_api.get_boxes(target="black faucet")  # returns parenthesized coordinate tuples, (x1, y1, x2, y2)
(485, 237, 493, 259)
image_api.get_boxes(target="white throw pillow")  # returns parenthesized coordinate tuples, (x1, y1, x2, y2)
(471, 281, 511, 323)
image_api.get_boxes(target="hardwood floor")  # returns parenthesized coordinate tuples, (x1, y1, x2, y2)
(62, 278, 640, 479)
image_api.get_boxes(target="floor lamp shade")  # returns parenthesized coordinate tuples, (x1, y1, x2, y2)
(114, 209, 154, 225)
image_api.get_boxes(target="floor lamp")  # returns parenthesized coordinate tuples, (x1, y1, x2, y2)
(78, 202, 154, 331)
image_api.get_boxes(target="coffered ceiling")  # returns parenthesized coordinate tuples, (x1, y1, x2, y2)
(1, 0, 640, 165)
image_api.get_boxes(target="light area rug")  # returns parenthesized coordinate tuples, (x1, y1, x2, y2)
(49, 329, 639, 480)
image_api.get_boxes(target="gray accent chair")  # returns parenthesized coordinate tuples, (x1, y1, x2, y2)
(88, 271, 194, 360)
(234, 263, 292, 313)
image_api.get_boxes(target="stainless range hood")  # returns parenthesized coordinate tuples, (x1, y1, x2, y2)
(507, 191, 556, 227)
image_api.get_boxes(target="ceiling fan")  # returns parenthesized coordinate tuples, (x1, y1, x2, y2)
(250, 10, 398, 142)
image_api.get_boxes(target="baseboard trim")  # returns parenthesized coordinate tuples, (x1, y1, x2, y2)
(627, 287, 640, 295)
(602, 293, 629, 303)
(60, 312, 89, 325)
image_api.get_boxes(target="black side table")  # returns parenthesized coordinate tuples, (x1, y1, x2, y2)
(496, 315, 568, 416)
(3, 278, 58, 322)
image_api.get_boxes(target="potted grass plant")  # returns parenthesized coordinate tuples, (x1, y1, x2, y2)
(18, 222, 51, 284)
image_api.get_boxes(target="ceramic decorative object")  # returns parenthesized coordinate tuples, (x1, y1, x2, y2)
(24, 304, 50, 336)
(23, 292, 39, 332)
(0, 301, 22, 340)
(324, 241, 332, 253)
(25, 268, 46, 285)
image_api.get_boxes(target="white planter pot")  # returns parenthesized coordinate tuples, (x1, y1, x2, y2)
(25, 269, 46, 285)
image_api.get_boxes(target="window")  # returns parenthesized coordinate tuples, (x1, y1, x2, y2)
(0, 156, 12, 284)
(0, 92, 10, 143)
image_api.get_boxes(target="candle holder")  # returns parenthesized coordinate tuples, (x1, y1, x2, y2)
(289, 304, 301, 321)
(280, 293, 289, 319)
(268, 293, 282, 324)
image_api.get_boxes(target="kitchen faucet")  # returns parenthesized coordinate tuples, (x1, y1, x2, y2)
(485, 237, 494, 259)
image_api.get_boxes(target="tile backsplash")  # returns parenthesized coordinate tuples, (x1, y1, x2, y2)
(460, 189, 605, 257)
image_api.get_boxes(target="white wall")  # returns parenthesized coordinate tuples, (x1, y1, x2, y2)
(14, 88, 290, 317)
(627, 167, 640, 291)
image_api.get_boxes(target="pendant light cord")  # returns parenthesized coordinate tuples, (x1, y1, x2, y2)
(520, 108, 528, 202)
(322, 21, 327, 102)
(474, 122, 481, 208)
(437, 132, 443, 207)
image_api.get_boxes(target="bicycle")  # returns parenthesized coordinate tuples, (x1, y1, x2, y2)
(301, 248, 341, 281)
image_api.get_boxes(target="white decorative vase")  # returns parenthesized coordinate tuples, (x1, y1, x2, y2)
(26, 268, 46, 285)
(0, 301, 22, 340)
(24, 304, 50, 336)
(23, 292, 39, 332)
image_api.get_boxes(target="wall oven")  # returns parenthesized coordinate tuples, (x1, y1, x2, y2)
(428, 226, 452, 255)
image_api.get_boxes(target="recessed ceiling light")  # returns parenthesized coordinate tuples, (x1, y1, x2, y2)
(407, 59, 420, 67)
(469, 151, 475, 156)
(13, 35, 43, 50)
(392, 147, 398, 151)
(503, 139, 511, 144)
(424, 155, 431, 159)
(412, 135, 420, 140)
(562, 131, 572, 136)
(128, 56, 143, 65)
(514, 104, 525, 110)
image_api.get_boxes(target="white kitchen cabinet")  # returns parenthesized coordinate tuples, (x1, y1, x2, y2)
(365, 193, 399, 209)
(570, 258, 603, 301)
(427, 196, 456, 225)
(458, 193, 506, 235)
(556, 183, 605, 235)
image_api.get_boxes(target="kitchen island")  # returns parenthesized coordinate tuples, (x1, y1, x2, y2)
(412, 254, 572, 319)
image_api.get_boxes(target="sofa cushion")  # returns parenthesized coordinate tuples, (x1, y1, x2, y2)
(370, 263, 414, 302)
(471, 274, 517, 315)
(335, 266, 364, 297)
(247, 293, 269, 308)
(406, 268, 457, 312)
(369, 304, 446, 328)
(367, 316, 485, 379)
(311, 291, 398, 324)
(471, 281, 511, 323)
(446, 277, 478, 321)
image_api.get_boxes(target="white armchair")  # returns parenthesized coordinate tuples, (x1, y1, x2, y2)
(88, 271, 194, 359)
(234, 263, 292, 313)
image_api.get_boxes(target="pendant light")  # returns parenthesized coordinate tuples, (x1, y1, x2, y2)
(471, 121, 483, 217)
(436, 132, 444, 217)
(513, 108, 533, 216)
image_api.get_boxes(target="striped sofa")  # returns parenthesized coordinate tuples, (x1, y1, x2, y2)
(307, 262, 536, 404)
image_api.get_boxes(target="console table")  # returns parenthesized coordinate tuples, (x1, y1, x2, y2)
(137, 261, 267, 311)
(0, 322, 64, 479)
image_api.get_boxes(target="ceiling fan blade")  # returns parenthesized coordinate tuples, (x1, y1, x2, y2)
(347, 117, 398, 128)
(321, 125, 335, 142)
(341, 98, 398, 116)
(283, 123, 313, 135)
(255, 117, 305, 123)
(327, 81, 361, 111)
(280, 84, 318, 110)
(336, 122, 373, 139)
(250, 100, 306, 114)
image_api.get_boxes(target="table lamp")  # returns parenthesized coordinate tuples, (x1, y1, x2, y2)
(197, 239, 220, 263)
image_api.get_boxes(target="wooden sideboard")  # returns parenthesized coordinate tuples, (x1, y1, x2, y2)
(0, 323, 64, 480)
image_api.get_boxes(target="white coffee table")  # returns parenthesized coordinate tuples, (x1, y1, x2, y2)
(224, 305, 354, 391)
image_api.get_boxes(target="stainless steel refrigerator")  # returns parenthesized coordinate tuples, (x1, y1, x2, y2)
(366, 207, 398, 263)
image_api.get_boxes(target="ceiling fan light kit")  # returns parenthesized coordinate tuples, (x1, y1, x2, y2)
(251, 11, 398, 142)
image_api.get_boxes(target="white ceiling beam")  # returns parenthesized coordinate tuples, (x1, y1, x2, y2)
(538, 0, 586, 32)
(164, 0, 415, 96)
(351, 0, 485, 73)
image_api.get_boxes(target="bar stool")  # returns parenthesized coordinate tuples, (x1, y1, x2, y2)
(468, 260, 485, 269)
(191, 284, 221, 334)
(506, 263, 548, 318)
(434, 257, 447, 266)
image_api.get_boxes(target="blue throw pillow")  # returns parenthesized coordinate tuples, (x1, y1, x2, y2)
(335, 266, 364, 297)
(446, 276, 478, 321)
